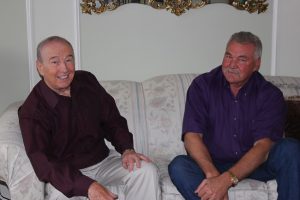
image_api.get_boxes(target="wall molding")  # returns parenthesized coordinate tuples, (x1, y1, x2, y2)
(74, 0, 81, 70)
(26, 0, 35, 91)
(25, 0, 82, 91)
(271, 0, 278, 76)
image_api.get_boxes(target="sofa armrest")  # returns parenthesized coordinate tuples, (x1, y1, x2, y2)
(0, 102, 44, 200)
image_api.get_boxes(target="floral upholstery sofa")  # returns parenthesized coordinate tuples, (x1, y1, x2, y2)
(0, 73, 300, 200)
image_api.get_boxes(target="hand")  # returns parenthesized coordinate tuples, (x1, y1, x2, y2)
(88, 182, 118, 200)
(194, 174, 231, 200)
(121, 149, 151, 172)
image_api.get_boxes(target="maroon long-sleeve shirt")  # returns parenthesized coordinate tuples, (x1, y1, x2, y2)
(18, 70, 133, 197)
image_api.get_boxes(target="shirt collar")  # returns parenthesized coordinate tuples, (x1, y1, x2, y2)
(38, 80, 61, 108)
(221, 69, 260, 98)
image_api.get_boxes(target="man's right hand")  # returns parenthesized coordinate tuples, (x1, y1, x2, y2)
(88, 182, 118, 200)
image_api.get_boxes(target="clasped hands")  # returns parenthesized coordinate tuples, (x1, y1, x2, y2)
(194, 173, 232, 200)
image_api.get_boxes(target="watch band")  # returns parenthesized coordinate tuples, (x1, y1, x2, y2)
(228, 171, 239, 187)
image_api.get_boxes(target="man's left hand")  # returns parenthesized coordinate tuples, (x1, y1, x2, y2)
(195, 174, 231, 200)
(121, 149, 151, 172)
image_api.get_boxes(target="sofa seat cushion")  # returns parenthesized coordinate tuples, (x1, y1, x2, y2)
(155, 158, 269, 200)
(156, 159, 182, 195)
(228, 179, 268, 200)
(266, 180, 278, 200)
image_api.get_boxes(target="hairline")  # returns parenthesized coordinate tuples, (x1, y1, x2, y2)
(37, 36, 74, 63)
(226, 31, 262, 60)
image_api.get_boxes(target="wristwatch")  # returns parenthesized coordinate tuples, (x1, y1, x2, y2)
(228, 171, 239, 187)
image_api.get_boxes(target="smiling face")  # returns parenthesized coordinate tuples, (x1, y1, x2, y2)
(36, 40, 75, 96)
(222, 41, 261, 95)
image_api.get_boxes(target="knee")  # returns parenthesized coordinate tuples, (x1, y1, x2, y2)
(139, 161, 159, 177)
(168, 155, 190, 178)
(274, 138, 300, 161)
(277, 138, 300, 154)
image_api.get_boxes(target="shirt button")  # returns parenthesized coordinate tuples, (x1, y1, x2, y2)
(234, 100, 238, 103)
(235, 152, 238, 155)
(233, 117, 237, 120)
(233, 134, 237, 138)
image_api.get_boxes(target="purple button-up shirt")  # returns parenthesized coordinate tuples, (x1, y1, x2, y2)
(182, 66, 286, 163)
(18, 71, 133, 197)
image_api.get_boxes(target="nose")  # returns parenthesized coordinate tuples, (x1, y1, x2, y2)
(229, 58, 238, 69)
(59, 61, 68, 72)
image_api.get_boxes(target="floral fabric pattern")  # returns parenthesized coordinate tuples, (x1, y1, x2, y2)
(1, 74, 300, 199)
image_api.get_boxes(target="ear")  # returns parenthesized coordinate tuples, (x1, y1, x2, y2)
(254, 57, 261, 71)
(36, 60, 44, 77)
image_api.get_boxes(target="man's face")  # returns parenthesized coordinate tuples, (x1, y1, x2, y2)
(36, 41, 75, 96)
(222, 41, 261, 89)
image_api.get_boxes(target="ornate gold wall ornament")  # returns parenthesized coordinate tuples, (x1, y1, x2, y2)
(81, 0, 119, 15)
(231, 0, 268, 14)
(81, 0, 268, 16)
(149, 0, 207, 16)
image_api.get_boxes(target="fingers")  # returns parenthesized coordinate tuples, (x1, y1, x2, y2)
(88, 182, 118, 200)
(122, 152, 151, 171)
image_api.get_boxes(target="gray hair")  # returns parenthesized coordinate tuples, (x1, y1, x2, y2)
(227, 31, 262, 59)
(36, 36, 74, 62)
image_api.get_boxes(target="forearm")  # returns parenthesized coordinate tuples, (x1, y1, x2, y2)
(226, 138, 274, 181)
(184, 132, 219, 178)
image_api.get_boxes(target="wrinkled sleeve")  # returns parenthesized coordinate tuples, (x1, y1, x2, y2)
(252, 87, 286, 142)
(182, 77, 209, 141)
(88, 73, 134, 154)
(18, 110, 94, 198)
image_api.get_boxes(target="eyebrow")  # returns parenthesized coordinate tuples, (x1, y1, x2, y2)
(49, 54, 73, 60)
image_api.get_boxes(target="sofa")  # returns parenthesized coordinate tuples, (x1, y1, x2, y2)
(0, 73, 300, 200)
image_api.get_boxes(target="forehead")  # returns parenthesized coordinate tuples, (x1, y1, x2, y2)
(226, 41, 256, 56)
(40, 41, 73, 58)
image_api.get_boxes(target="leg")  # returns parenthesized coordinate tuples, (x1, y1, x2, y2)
(45, 184, 87, 200)
(122, 161, 161, 200)
(168, 155, 205, 200)
(83, 150, 160, 200)
(264, 138, 300, 200)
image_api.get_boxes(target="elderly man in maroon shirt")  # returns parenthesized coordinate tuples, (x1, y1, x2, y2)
(18, 36, 161, 200)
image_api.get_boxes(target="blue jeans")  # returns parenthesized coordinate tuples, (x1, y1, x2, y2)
(168, 138, 300, 200)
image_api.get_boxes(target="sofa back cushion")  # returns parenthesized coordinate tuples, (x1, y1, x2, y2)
(142, 74, 197, 160)
(265, 76, 300, 97)
(265, 76, 300, 140)
(100, 80, 148, 154)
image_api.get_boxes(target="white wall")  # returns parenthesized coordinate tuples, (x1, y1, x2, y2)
(1, 0, 300, 114)
(80, 3, 273, 81)
(0, 1, 29, 115)
(276, 0, 300, 76)
(28, 0, 81, 88)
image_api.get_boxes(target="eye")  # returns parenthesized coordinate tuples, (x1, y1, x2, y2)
(51, 60, 59, 65)
(65, 59, 73, 63)
(65, 57, 74, 63)
(238, 57, 248, 62)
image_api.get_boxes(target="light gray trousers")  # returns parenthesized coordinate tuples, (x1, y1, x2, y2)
(45, 150, 161, 200)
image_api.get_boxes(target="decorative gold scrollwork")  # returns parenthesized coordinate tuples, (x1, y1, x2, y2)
(231, 0, 268, 14)
(80, 0, 268, 16)
(81, 0, 119, 15)
(149, 0, 207, 16)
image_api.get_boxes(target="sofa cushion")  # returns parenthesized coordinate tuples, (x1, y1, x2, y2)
(285, 96, 300, 140)
(266, 180, 278, 200)
(155, 158, 269, 200)
(142, 74, 197, 160)
(100, 80, 148, 155)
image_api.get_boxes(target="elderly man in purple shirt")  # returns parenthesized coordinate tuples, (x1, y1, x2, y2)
(168, 31, 300, 200)
(18, 36, 160, 200)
